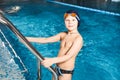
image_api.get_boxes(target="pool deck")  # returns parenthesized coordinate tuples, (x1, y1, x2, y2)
(48, 0, 120, 16)
(0, 39, 26, 80)
(55, 0, 120, 14)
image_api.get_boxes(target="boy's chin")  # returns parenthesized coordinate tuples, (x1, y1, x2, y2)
(67, 28, 74, 31)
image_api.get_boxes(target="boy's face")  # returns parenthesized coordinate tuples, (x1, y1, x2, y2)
(64, 15, 78, 31)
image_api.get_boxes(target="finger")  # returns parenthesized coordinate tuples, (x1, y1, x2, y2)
(41, 61, 45, 65)
(44, 65, 49, 68)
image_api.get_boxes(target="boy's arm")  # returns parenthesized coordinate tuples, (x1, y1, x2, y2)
(41, 37, 83, 67)
(53, 37, 83, 63)
(26, 32, 63, 43)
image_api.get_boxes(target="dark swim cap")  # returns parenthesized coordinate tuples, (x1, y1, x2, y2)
(64, 10, 80, 27)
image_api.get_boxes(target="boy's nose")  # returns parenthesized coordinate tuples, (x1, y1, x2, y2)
(68, 20, 72, 23)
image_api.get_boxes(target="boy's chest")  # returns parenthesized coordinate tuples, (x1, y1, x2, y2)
(61, 35, 76, 48)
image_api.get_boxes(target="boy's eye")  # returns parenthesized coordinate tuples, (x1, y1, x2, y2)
(65, 19, 70, 21)
(72, 19, 76, 21)
(72, 19, 75, 21)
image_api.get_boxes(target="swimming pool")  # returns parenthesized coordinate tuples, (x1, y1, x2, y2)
(0, 0, 120, 80)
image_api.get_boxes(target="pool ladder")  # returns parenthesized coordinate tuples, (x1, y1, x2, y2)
(0, 13, 58, 80)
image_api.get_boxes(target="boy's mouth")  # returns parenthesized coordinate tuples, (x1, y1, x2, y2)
(68, 24, 74, 27)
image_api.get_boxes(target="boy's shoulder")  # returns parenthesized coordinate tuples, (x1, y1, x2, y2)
(58, 31, 67, 40)
(59, 31, 67, 35)
(75, 34, 83, 42)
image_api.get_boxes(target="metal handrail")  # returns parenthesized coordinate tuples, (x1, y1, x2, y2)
(0, 13, 58, 80)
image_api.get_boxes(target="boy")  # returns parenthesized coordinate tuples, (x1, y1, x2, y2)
(26, 10, 83, 80)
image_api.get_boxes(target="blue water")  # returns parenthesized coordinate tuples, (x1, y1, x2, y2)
(1, 0, 120, 80)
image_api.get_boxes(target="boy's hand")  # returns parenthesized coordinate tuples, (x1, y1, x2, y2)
(41, 58, 54, 68)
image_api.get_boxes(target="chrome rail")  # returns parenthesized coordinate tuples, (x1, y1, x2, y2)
(0, 13, 58, 80)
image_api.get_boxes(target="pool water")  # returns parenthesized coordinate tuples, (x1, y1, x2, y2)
(0, 0, 120, 80)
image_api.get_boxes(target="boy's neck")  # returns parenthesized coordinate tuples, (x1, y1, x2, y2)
(68, 30, 79, 35)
